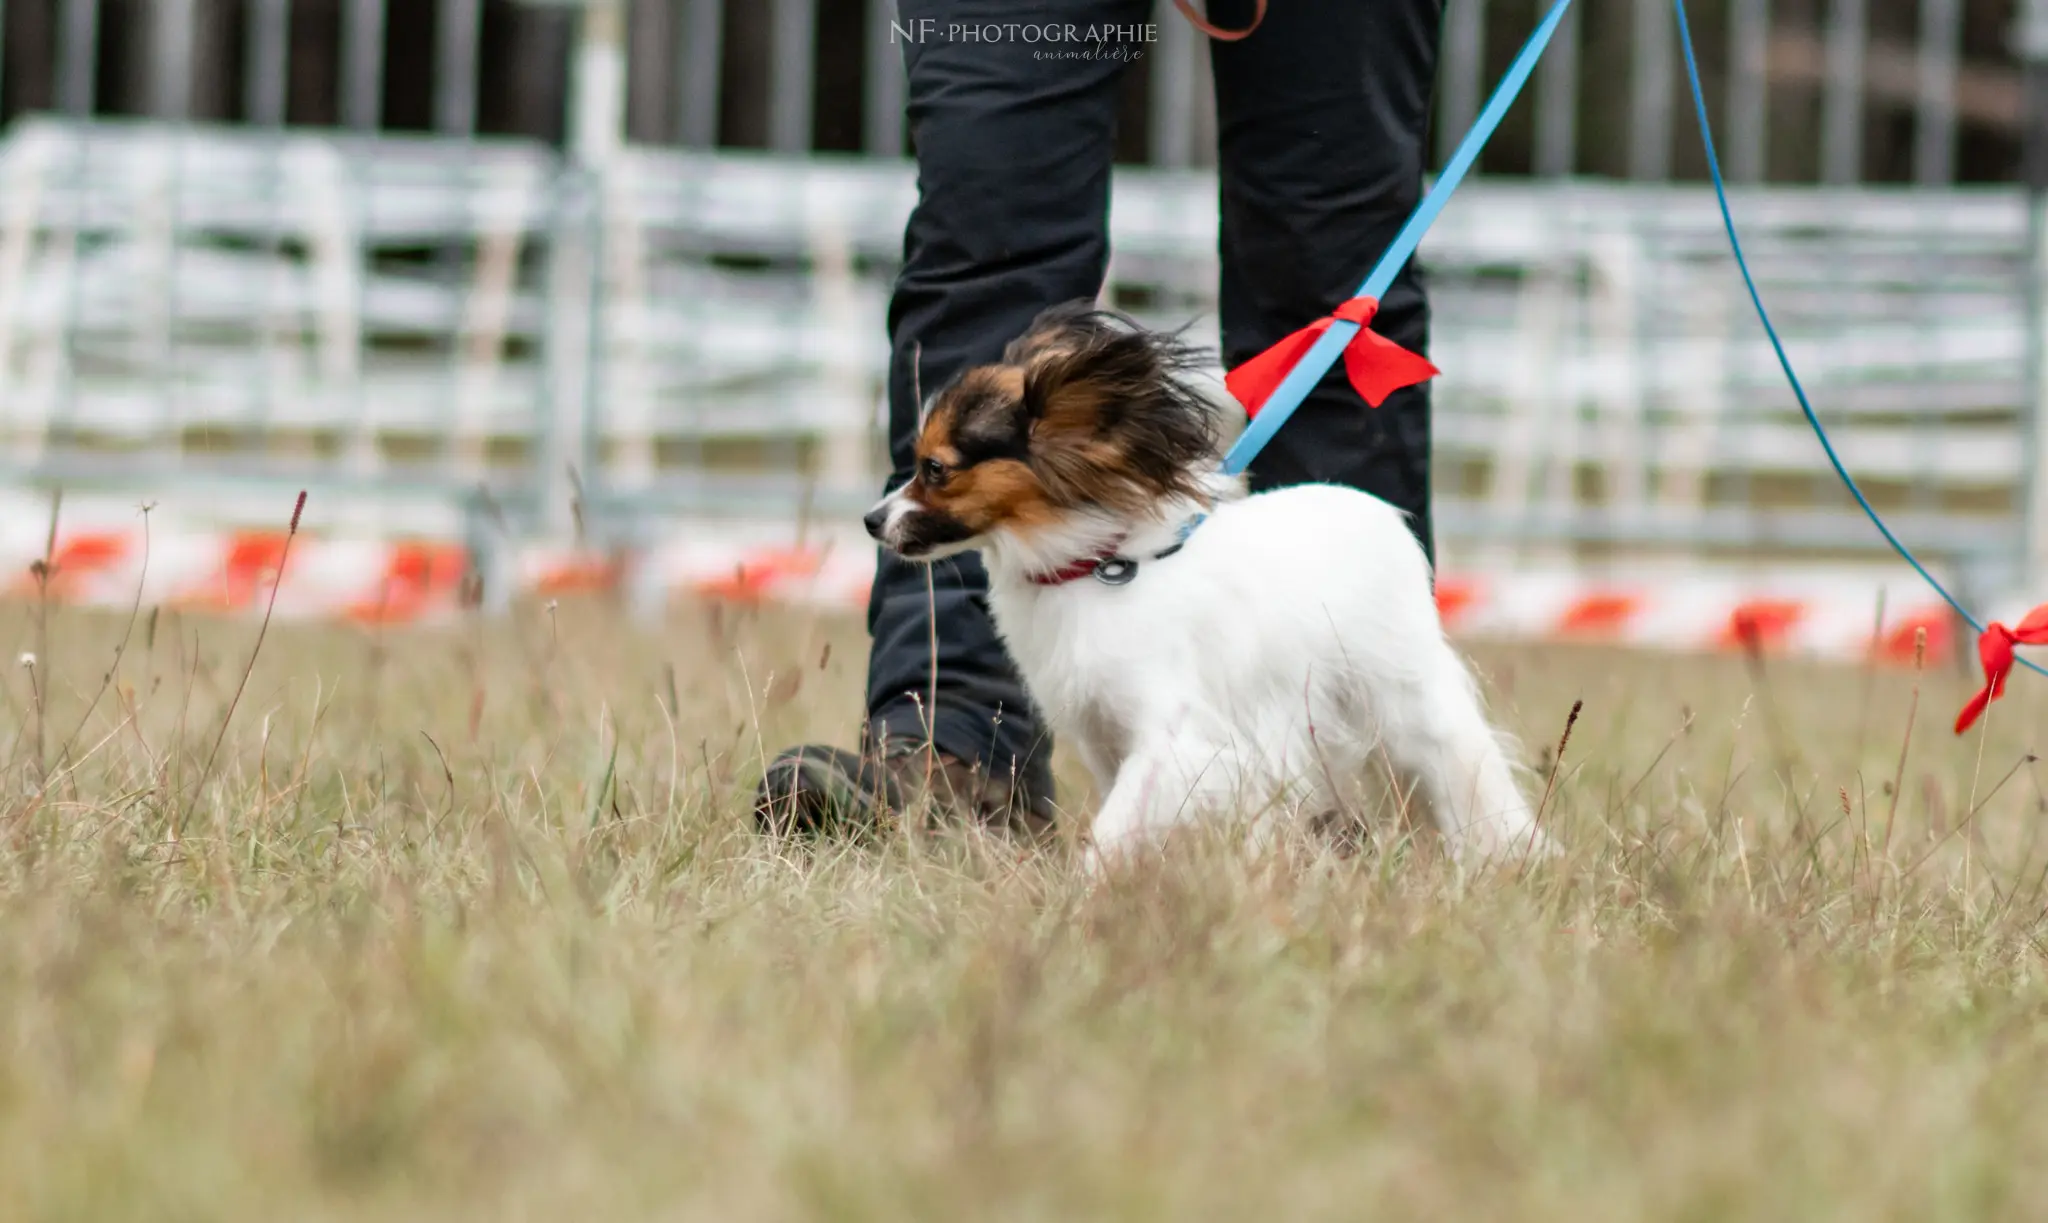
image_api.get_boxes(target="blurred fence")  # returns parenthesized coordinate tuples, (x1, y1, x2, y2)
(0, 115, 2040, 598)
(0, 1, 2030, 185)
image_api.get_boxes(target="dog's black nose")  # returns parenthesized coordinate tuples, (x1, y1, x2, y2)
(862, 505, 888, 540)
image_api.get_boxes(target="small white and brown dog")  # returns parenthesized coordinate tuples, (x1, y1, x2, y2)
(865, 303, 1550, 870)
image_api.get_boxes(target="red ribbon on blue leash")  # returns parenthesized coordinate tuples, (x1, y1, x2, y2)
(1226, 297, 1438, 417)
(1219, 0, 1576, 469)
(1219, 0, 2046, 731)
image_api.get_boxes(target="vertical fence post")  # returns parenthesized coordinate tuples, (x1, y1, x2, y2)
(2023, 1, 2048, 585)
(1437, 0, 1484, 171)
(865, 0, 906, 156)
(812, 210, 868, 503)
(0, 136, 50, 458)
(1486, 259, 1573, 568)
(437, 0, 485, 136)
(1533, 0, 1580, 178)
(1629, 0, 1673, 180)
(1149, 11, 1198, 169)
(625, 0, 671, 142)
(1822, 0, 1865, 185)
(245, 0, 290, 126)
(546, 0, 627, 539)
(769, 0, 817, 153)
(542, 179, 598, 540)
(572, 0, 627, 162)
(58, 0, 99, 116)
(677, 0, 724, 148)
(151, 0, 196, 118)
(1728, 0, 1769, 183)
(142, 0, 194, 454)
(341, 0, 386, 130)
(134, 139, 177, 455)
(438, 0, 487, 486)
(1914, 0, 1960, 186)
(245, 0, 291, 459)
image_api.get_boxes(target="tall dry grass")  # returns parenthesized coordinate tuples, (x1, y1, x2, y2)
(1, 575, 2045, 1221)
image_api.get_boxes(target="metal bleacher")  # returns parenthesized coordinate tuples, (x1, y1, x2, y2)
(0, 116, 2040, 591)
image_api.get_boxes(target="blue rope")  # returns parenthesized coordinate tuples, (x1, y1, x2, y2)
(1671, 0, 2042, 677)
(1217, 0, 2033, 677)
(1220, 0, 1577, 475)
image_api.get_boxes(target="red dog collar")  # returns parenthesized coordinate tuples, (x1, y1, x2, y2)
(1026, 512, 1209, 588)
(1028, 546, 1124, 588)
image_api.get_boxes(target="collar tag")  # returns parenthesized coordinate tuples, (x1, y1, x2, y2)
(1094, 559, 1137, 586)
(1029, 509, 1210, 588)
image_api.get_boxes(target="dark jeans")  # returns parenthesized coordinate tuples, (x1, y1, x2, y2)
(864, 0, 1442, 804)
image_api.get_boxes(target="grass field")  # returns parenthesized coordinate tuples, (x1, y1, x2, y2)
(2, 589, 2046, 1221)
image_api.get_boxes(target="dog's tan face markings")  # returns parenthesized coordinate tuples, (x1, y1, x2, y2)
(876, 303, 1223, 557)
(904, 366, 1060, 541)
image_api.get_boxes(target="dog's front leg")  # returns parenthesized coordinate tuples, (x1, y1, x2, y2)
(1082, 758, 1171, 876)
(1068, 734, 1120, 800)
(1080, 739, 1221, 875)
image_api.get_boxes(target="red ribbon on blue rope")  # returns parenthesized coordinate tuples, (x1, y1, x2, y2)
(1225, 297, 1438, 418)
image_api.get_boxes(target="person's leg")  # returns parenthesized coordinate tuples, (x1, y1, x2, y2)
(759, 1, 1148, 834)
(1206, 0, 1443, 567)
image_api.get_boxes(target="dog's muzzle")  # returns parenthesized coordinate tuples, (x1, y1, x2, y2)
(864, 488, 973, 559)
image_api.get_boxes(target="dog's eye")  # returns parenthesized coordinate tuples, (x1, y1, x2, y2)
(920, 457, 947, 486)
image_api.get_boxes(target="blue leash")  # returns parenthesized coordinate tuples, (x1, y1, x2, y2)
(1221, 0, 1577, 475)
(1670, 0, 2042, 676)
(1219, 0, 2039, 678)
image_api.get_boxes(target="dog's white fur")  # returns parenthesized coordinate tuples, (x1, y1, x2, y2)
(872, 468, 1552, 871)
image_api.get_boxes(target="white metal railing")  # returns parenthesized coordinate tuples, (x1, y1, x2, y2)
(0, 118, 2037, 591)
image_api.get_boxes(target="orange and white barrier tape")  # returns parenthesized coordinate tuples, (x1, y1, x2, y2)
(1, 516, 2030, 667)
(1426, 570, 1976, 666)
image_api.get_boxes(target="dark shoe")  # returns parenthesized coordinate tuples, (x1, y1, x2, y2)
(753, 738, 1054, 840)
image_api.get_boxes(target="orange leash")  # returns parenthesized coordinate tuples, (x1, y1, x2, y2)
(1172, 0, 1266, 40)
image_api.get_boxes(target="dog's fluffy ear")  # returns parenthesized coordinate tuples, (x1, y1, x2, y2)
(1007, 302, 1222, 506)
(1004, 302, 1121, 422)
(1001, 300, 1106, 374)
